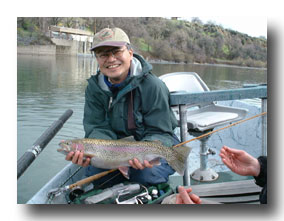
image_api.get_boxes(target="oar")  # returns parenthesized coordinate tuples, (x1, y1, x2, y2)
(17, 109, 73, 179)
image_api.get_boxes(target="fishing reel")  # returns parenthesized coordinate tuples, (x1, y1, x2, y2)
(115, 185, 151, 204)
(68, 186, 85, 202)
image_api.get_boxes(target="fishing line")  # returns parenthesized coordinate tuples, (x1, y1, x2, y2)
(173, 111, 267, 148)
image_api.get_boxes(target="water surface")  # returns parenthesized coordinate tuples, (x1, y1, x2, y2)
(17, 54, 267, 203)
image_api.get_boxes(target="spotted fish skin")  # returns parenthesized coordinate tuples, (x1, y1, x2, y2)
(58, 138, 191, 175)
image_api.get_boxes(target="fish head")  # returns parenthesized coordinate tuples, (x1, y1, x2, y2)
(57, 140, 73, 155)
(57, 139, 85, 155)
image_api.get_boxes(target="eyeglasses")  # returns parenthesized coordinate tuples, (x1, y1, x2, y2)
(96, 47, 127, 61)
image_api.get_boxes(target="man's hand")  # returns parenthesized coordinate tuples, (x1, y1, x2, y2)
(128, 158, 154, 170)
(65, 151, 90, 167)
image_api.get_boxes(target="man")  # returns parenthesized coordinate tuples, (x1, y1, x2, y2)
(66, 27, 179, 188)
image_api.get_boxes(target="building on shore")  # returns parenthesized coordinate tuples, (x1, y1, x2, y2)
(18, 26, 95, 56)
(49, 26, 94, 55)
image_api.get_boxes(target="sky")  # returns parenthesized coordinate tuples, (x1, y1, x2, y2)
(183, 16, 267, 38)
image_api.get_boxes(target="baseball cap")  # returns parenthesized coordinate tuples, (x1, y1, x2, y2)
(90, 27, 130, 51)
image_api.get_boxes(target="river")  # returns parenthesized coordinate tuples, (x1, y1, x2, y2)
(17, 54, 267, 203)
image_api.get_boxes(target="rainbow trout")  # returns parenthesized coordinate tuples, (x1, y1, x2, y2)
(58, 138, 191, 175)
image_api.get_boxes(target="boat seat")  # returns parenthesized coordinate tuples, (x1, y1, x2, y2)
(159, 72, 248, 132)
(159, 72, 248, 182)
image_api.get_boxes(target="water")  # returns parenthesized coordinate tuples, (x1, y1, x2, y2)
(17, 54, 267, 203)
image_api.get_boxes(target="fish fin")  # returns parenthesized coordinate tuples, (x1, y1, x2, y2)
(167, 145, 191, 176)
(118, 167, 130, 179)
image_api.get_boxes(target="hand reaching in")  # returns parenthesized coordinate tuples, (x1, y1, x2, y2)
(219, 146, 260, 177)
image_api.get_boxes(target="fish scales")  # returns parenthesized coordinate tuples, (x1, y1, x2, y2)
(58, 138, 191, 175)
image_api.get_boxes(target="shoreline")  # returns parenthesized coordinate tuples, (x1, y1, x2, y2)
(17, 46, 267, 70)
(148, 59, 267, 70)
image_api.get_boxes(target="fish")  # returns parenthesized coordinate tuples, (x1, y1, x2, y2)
(58, 138, 191, 176)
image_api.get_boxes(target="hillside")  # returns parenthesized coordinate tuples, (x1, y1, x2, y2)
(17, 17, 267, 68)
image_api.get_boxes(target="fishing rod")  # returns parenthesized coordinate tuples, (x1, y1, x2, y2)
(17, 109, 73, 179)
(173, 111, 267, 148)
(47, 168, 117, 201)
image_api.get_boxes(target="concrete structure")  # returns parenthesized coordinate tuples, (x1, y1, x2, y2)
(17, 26, 95, 56)
(17, 45, 56, 55)
(49, 26, 94, 55)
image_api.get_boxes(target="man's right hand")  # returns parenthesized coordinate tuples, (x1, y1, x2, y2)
(65, 151, 91, 167)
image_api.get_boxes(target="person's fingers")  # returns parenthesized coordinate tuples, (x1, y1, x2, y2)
(180, 194, 194, 204)
(65, 151, 74, 161)
(77, 152, 85, 166)
(71, 151, 80, 164)
(175, 194, 183, 204)
(134, 158, 145, 169)
(143, 160, 153, 168)
(189, 193, 202, 204)
(221, 158, 235, 172)
(219, 153, 225, 159)
(82, 157, 91, 167)
(223, 146, 242, 155)
(179, 187, 194, 204)
(185, 187, 192, 193)
(129, 159, 139, 169)
(129, 158, 154, 170)
(220, 145, 227, 152)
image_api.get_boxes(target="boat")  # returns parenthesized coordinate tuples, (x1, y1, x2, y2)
(24, 72, 267, 204)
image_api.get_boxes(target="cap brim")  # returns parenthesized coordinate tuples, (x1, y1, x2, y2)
(90, 41, 127, 51)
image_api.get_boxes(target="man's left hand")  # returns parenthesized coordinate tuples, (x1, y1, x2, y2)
(128, 158, 154, 170)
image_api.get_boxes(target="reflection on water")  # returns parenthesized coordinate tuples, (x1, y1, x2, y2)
(152, 63, 267, 90)
(17, 55, 267, 203)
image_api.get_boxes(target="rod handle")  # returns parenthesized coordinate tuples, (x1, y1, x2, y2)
(69, 169, 117, 189)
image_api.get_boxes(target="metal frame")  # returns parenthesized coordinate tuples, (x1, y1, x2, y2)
(170, 85, 267, 185)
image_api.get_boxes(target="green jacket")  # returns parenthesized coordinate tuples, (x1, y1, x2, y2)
(83, 54, 178, 147)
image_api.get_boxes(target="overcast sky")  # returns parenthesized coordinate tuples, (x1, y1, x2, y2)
(183, 16, 267, 38)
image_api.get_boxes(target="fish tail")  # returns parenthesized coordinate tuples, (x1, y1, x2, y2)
(167, 145, 191, 176)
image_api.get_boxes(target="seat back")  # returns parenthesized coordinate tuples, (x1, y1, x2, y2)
(159, 72, 248, 131)
(159, 72, 211, 108)
(159, 72, 210, 94)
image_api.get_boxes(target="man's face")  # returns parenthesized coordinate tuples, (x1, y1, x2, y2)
(95, 46, 133, 84)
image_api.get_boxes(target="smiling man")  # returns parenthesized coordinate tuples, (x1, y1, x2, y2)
(95, 46, 132, 84)
(66, 27, 179, 188)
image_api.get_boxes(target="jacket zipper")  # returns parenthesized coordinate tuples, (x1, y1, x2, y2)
(108, 97, 113, 110)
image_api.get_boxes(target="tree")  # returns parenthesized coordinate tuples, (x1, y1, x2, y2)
(152, 39, 172, 61)
(169, 30, 188, 52)
(191, 17, 203, 25)
(49, 17, 63, 26)
(65, 18, 75, 28)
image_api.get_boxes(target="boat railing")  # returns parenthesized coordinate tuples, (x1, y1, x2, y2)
(169, 84, 267, 185)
